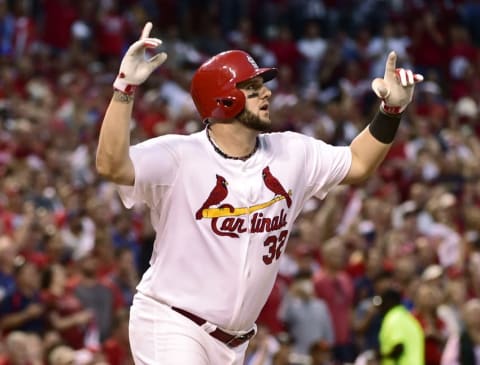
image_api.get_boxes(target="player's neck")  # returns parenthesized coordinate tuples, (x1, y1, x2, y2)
(207, 123, 259, 160)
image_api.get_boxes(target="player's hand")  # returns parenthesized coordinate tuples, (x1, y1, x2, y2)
(371, 51, 423, 114)
(113, 22, 167, 94)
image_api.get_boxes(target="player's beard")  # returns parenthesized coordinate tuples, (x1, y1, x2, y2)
(237, 108, 271, 132)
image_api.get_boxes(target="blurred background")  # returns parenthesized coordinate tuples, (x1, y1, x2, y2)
(1, 0, 480, 364)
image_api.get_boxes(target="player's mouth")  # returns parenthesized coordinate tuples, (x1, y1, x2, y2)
(259, 104, 269, 112)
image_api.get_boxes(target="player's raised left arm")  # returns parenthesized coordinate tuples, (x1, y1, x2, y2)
(341, 51, 423, 185)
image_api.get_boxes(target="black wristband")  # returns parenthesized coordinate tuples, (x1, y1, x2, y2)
(368, 110, 402, 144)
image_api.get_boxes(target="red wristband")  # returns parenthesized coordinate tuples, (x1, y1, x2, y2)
(380, 101, 406, 115)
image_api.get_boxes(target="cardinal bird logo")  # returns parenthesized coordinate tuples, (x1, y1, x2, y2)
(196, 174, 229, 220)
(262, 166, 292, 208)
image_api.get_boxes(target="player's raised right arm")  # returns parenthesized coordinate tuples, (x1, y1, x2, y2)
(96, 22, 167, 185)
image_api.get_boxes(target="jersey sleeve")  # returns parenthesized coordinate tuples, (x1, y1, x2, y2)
(117, 137, 179, 209)
(303, 136, 352, 200)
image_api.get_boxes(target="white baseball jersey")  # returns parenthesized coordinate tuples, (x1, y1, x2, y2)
(117, 129, 351, 331)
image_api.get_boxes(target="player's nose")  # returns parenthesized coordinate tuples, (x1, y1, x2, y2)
(261, 85, 272, 99)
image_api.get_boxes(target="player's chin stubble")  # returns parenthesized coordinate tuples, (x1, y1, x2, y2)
(237, 108, 271, 132)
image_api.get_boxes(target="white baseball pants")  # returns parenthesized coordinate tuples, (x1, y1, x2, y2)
(129, 292, 249, 365)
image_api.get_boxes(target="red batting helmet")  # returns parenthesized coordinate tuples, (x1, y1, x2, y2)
(190, 50, 277, 121)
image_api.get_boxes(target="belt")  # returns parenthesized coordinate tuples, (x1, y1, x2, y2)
(171, 307, 255, 348)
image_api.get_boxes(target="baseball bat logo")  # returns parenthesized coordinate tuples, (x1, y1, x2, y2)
(195, 167, 292, 238)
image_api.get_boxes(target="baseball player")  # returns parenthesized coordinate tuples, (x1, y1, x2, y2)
(96, 22, 423, 365)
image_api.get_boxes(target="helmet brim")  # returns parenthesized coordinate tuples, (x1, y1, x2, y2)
(257, 67, 278, 82)
(238, 68, 277, 84)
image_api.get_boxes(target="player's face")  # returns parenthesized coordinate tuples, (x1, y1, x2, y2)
(237, 77, 272, 132)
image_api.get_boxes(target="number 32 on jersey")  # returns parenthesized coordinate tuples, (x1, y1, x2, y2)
(262, 229, 288, 265)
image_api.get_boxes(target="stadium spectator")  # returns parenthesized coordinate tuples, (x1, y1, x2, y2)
(0, 260, 44, 336)
(40, 264, 94, 350)
(0, 235, 17, 302)
(412, 282, 448, 365)
(280, 270, 334, 355)
(441, 298, 480, 365)
(72, 254, 114, 343)
(313, 237, 355, 363)
(102, 311, 134, 365)
(377, 287, 424, 365)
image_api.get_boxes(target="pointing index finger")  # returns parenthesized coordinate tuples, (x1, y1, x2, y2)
(140, 22, 153, 40)
(384, 51, 397, 78)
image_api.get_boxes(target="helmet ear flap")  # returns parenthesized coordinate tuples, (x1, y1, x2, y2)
(214, 88, 246, 119)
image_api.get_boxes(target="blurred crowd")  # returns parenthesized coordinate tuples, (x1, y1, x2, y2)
(1, 0, 480, 364)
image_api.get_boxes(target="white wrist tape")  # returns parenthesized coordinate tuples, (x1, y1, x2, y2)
(113, 74, 137, 95)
